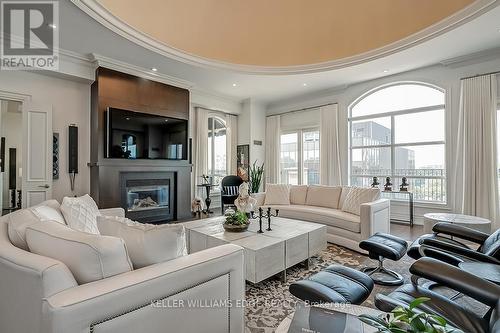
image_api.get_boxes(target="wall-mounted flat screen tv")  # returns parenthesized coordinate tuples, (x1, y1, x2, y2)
(105, 107, 188, 160)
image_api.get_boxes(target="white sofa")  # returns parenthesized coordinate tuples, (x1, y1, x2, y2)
(253, 185, 390, 252)
(0, 202, 245, 333)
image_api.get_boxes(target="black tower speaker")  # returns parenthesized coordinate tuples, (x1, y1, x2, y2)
(68, 125, 78, 173)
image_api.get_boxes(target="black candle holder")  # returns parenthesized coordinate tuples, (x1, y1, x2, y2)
(249, 207, 279, 233)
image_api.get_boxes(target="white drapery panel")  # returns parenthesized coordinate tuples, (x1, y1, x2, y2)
(225, 114, 238, 175)
(194, 107, 209, 197)
(319, 103, 343, 186)
(265, 115, 281, 185)
(454, 74, 499, 231)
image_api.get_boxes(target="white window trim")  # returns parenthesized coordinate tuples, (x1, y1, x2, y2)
(280, 127, 320, 185)
(348, 82, 448, 206)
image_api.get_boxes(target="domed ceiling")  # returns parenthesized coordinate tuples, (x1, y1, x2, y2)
(97, 0, 475, 67)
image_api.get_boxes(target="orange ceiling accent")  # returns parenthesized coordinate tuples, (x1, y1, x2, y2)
(97, 0, 475, 66)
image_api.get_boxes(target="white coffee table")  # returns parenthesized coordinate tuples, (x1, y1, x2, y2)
(183, 216, 327, 284)
(423, 213, 491, 234)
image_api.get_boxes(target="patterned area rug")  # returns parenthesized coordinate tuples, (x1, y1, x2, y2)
(243, 243, 485, 332)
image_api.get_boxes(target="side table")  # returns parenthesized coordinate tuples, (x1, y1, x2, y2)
(423, 213, 491, 234)
(196, 184, 216, 215)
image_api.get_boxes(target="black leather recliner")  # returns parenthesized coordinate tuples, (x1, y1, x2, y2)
(220, 175, 243, 213)
(407, 222, 500, 265)
(376, 257, 500, 333)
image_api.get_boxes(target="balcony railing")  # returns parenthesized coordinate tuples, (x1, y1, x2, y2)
(351, 168, 446, 203)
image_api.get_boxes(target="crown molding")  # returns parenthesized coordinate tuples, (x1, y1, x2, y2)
(71, 0, 499, 75)
(440, 46, 500, 68)
(89, 53, 194, 89)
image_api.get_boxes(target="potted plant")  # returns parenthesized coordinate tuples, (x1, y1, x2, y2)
(223, 210, 250, 232)
(249, 161, 264, 194)
(358, 297, 462, 333)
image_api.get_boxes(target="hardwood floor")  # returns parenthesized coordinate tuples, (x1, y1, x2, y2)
(390, 222, 425, 241)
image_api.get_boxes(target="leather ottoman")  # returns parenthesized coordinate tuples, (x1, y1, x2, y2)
(289, 265, 374, 305)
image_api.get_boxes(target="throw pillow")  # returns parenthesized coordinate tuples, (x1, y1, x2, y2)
(338, 186, 352, 208)
(341, 187, 381, 216)
(264, 184, 290, 206)
(60, 194, 101, 234)
(7, 199, 64, 250)
(305, 185, 342, 209)
(26, 221, 132, 284)
(97, 216, 188, 269)
(289, 185, 308, 205)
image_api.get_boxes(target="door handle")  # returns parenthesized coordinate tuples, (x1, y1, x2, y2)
(38, 184, 50, 189)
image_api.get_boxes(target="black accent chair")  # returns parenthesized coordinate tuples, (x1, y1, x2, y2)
(376, 257, 500, 333)
(220, 175, 243, 213)
(407, 222, 500, 265)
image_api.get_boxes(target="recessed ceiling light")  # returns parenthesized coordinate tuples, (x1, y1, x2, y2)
(164, 119, 169, 122)
(383, 69, 389, 73)
(302, 83, 307, 87)
(232, 83, 237, 87)
(151, 67, 158, 72)
(125, 117, 130, 121)
(48, 23, 56, 29)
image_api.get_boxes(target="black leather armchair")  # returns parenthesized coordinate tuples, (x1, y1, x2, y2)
(220, 175, 243, 213)
(376, 257, 500, 333)
(407, 222, 500, 265)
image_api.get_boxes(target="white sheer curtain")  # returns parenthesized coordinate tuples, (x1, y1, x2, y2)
(319, 103, 343, 186)
(265, 115, 281, 185)
(194, 107, 209, 197)
(225, 114, 238, 175)
(454, 74, 499, 231)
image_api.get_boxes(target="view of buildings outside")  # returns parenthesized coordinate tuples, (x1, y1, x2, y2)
(351, 120, 446, 202)
(280, 130, 320, 185)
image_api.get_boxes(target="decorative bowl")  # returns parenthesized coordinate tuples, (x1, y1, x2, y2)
(223, 221, 250, 232)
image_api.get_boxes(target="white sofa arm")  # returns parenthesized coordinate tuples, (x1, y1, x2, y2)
(99, 207, 125, 217)
(42, 244, 245, 333)
(251, 192, 266, 207)
(360, 199, 390, 240)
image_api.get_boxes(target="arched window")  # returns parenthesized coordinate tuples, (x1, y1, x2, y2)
(349, 83, 446, 203)
(208, 116, 227, 185)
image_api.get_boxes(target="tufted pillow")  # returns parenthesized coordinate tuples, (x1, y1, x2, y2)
(97, 216, 187, 269)
(60, 194, 101, 234)
(26, 221, 132, 284)
(7, 199, 64, 250)
(264, 184, 290, 206)
(341, 187, 381, 216)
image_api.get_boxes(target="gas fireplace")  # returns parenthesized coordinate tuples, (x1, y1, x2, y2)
(120, 172, 176, 223)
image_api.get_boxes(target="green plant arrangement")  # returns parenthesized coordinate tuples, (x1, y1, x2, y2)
(223, 210, 250, 232)
(358, 297, 462, 333)
(249, 161, 264, 193)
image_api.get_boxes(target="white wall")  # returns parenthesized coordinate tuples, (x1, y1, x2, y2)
(267, 57, 500, 224)
(0, 71, 91, 203)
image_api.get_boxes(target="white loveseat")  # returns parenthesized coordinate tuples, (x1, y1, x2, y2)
(0, 201, 245, 333)
(253, 185, 390, 252)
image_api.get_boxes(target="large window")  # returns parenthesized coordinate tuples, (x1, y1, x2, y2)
(349, 83, 446, 203)
(280, 129, 320, 185)
(208, 116, 227, 185)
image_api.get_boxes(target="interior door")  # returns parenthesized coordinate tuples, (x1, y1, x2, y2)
(22, 103, 52, 207)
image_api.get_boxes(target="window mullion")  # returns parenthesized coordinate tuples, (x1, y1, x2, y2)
(298, 130, 303, 185)
(390, 115, 395, 181)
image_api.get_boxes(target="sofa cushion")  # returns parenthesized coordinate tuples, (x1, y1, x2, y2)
(7, 199, 63, 250)
(341, 187, 381, 216)
(25, 221, 132, 284)
(290, 185, 308, 205)
(268, 205, 361, 233)
(31, 204, 66, 225)
(339, 186, 352, 208)
(305, 185, 342, 209)
(264, 184, 290, 205)
(61, 194, 101, 234)
(97, 215, 187, 269)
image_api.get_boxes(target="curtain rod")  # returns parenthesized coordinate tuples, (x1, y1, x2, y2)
(461, 70, 500, 80)
(267, 102, 336, 117)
